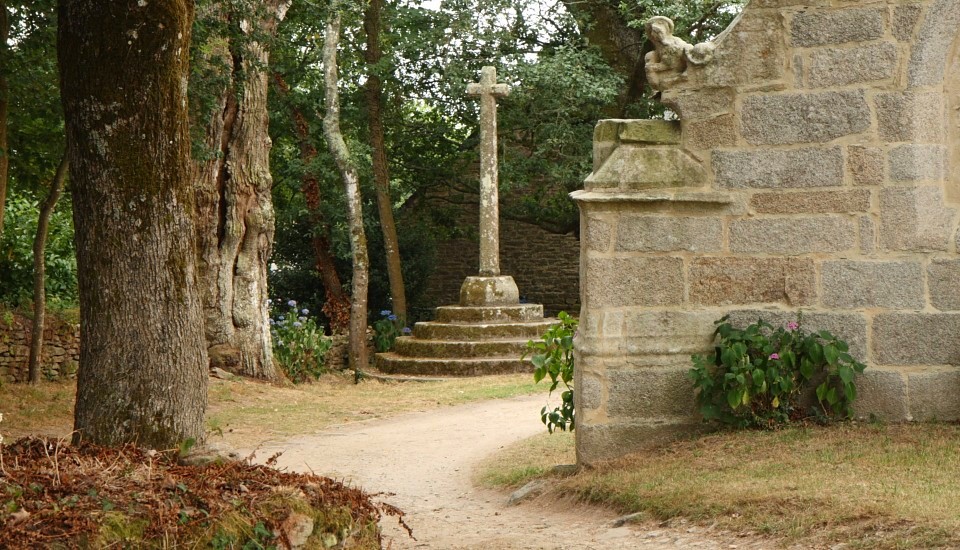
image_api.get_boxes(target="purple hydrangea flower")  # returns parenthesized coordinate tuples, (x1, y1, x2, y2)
(288, 299, 297, 307)
(769, 353, 780, 360)
(402, 327, 412, 334)
(269, 318, 276, 325)
(278, 315, 285, 321)
(787, 321, 799, 331)
(301, 308, 309, 315)
(298, 316, 307, 322)
(388, 314, 398, 321)
(293, 321, 302, 328)
(380, 309, 391, 316)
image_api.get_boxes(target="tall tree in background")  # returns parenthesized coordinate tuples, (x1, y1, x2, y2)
(193, 0, 288, 381)
(323, 0, 369, 374)
(27, 154, 66, 384)
(364, 0, 406, 322)
(60, 0, 208, 447)
(0, 1, 9, 238)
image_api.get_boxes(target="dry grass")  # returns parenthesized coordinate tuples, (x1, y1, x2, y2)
(476, 423, 960, 549)
(0, 372, 540, 448)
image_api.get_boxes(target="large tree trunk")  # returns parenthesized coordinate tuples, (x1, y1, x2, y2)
(364, 0, 406, 322)
(28, 154, 68, 385)
(272, 72, 351, 333)
(60, 0, 208, 448)
(194, 1, 288, 380)
(323, 2, 369, 374)
(0, 1, 9, 239)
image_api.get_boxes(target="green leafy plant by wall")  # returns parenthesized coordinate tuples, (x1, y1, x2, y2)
(372, 310, 409, 352)
(525, 312, 577, 433)
(690, 316, 866, 429)
(269, 299, 333, 383)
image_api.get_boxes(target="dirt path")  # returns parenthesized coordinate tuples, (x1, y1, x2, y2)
(246, 395, 777, 549)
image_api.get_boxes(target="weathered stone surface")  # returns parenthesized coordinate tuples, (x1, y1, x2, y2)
(847, 146, 884, 186)
(727, 310, 868, 361)
(808, 43, 897, 87)
(859, 215, 876, 254)
(459, 276, 519, 306)
(714, 147, 844, 188)
(579, 372, 603, 410)
(584, 214, 613, 253)
(616, 215, 722, 252)
(740, 91, 870, 145)
(618, 120, 681, 144)
(821, 260, 925, 309)
(893, 4, 923, 41)
(575, 419, 704, 467)
(586, 146, 706, 190)
(730, 217, 856, 254)
(749, 189, 870, 214)
(684, 114, 737, 149)
(908, 367, 960, 421)
(908, 0, 960, 87)
(700, 12, 786, 87)
(879, 186, 955, 251)
(853, 368, 909, 421)
(874, 313, 960, 365)
(614, 311, 719, 355)
(876, 92, 945, 143)
(584, 257, 684, 307)
(889, 144, 946, 182)
(927, 259, 960, 311)
(665, 88, 735, 119)
(606, 366, 695, 418)
(689, 257, 817, 306)
(593, 120, 620, 172)
(790, 8, 884, 46)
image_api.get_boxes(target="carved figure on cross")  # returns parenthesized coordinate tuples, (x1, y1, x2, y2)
(466, 66, 510, 277)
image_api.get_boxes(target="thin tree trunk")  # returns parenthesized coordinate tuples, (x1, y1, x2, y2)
(60, 0, 208, 448)
(323, 3, 369, 375)
(0, 1, 9, 239)
(272, 71, 351, 333)
(28, 155, 68, 385)
(195, 1, 289, 381)
(364, 0, 406, 322)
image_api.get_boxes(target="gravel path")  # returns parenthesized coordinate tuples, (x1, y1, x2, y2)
(248, 394, 778, 549)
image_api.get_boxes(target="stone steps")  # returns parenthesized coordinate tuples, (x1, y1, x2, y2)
(413, 320, 555, 340)
(435, 304, 544, 323)
(393, 337, 531, 358)
(374, 353, 533, 376)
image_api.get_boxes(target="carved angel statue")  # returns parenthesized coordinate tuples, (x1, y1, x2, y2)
(644, 16, 716, 92)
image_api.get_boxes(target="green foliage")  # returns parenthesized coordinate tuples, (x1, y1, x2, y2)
(690, 316, 867, 429)
(372, 309, 409, 352)
(525, 312, 577, 433)
(0, 192, 77, 307)
(269, 299, 333, 383)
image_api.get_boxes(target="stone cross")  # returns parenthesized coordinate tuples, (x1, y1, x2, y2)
(467, 66, 510, 277)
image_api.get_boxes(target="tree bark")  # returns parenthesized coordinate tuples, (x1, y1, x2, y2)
(272, 71, 351, 333)
(28, 154, 67, 385)
(323, 2, 369, 374)
(364, 0, 407, 322)
(0, 1, 9, 239)
(60, 0, 208, 447)
(194, 1, 289, 380)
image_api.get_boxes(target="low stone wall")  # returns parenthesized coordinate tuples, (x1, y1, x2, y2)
(0, 314, 80, 383)
(416, 215, 580, 317)
(575, 0, 960, 465)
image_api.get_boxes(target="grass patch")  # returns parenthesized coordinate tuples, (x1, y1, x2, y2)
(477, 423, 960, 549)
(1, 372, 540, 448)
(474, 431, 575, 488)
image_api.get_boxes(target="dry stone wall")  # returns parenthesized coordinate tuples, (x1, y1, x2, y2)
(0, 314, 80, 383)
(574, 0, 960, 464)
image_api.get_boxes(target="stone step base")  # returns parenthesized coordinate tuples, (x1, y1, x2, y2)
(393, 337, 531, 359)
(374, 353, 533, 376)
(414, 320, 555, 340)
(435, 304, 544, 324)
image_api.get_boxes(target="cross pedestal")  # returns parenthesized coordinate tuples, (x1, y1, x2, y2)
(459, 66, 520, 307)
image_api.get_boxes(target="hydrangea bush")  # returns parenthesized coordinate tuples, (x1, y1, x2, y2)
(269, 299, 333, 383)
(690, 315, 866, 429)
(372, 310, 410, 352)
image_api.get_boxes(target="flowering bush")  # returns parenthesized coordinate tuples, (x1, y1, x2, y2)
(372, 310, 410, 352)
(269, 299, 333, 383)
(525, 312, 577, 433)
(689, 315, 866, 429)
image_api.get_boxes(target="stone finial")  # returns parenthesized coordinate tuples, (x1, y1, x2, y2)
(644, 16, 716, 92)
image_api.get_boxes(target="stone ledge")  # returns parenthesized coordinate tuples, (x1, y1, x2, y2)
(570, 190, 734, 204)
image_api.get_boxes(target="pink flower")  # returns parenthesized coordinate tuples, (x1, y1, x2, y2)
(787, 321, 799, 331)
(769, 353, 780, 360)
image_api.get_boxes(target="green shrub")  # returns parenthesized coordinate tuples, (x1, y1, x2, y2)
(270, 299, 333, 383)
(525, 311, 577, 433)
(690, 315, 866, 429)
(372, 310, 409, 352)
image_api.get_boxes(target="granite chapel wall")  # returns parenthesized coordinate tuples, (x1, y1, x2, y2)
(574, 0, 960, 464)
